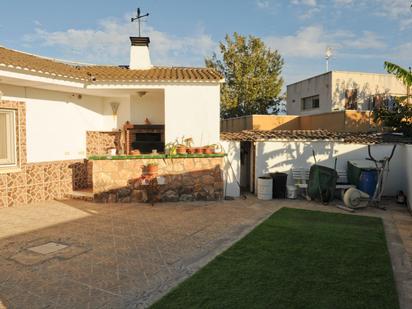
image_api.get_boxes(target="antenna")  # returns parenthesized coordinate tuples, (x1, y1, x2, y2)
(131, 7, 149, 37)
(325, 47, 333, 72)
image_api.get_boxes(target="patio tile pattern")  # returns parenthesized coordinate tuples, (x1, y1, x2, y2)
(0, 199, 274, 308)
(0, 197, 411, 308)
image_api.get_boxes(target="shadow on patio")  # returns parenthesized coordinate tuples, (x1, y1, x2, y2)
(0, 197, 273, 308)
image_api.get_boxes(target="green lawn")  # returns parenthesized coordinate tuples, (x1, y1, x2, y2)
(151, 208, 399, 309)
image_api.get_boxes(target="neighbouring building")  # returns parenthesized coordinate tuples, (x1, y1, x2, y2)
(0, 34, 243, 207)
(221, 111, 376, 133)
(286, 71, 407, 115)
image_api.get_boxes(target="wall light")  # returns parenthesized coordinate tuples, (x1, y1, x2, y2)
(110, 102, 120, 130)
(137, 91, 147, 98)
(110, 102, 120, 115)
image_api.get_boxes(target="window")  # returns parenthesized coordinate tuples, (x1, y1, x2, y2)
(0, 109, 17, 166)
(302, 95, 320, 110)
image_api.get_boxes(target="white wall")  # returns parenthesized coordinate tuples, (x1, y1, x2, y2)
(287, 71, 407, 116)
(102, 97, 130, 130)
(0, 83, 107, 163)
(1, 81, 221, 162)
(332, 71, 406, 111)
(255, 141, 405, 196)
(130, 91, 164, 125)
(287, 72, 332, 115)
(405, 145, 412, 208)
(220, 141, 241, 197)
(164, 84, 220, 146)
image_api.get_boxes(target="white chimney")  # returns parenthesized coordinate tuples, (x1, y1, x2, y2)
(129, 37, 152, 70)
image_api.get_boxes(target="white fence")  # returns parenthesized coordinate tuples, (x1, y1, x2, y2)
(405, 145, 412, 207)
(220, 139, 412, 202)
(255, 141, 407, 196)
(220, 141, 241, 198)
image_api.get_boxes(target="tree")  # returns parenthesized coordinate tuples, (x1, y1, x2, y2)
(205, 33, 284, 119)
(373, 62, 412, 136)
(384, 61, 412, 104)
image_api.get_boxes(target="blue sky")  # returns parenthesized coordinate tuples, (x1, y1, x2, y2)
(1, 0, 411, 86)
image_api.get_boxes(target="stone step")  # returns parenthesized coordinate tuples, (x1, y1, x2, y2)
(66, 189, 94, 202)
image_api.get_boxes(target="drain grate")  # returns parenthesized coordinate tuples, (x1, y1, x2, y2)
(27, 242, 68, 255)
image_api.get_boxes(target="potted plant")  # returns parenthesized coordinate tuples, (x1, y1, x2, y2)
(194, 147, 204, 154)
(187, 147, 196, 154)
(176, 144, 187, 155)
(204, 145, 216, 154)
(184, 137, 195, 154)
(213, 143, 225, 154)
(146, 162, 159, 175)
(165, 142, 177, 155)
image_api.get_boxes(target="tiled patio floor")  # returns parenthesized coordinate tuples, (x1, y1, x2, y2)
(0, 197, 411, 308)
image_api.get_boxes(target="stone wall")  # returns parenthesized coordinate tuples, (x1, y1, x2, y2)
(0, 100, 90, 208)
(86, 131, 121, 156)
(0, 160, 90, 207)
(91, 157, 224, 203)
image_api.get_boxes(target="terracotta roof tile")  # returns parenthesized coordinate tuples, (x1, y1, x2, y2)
(0, 46, 223, 83)
(220, 130, 412, 144)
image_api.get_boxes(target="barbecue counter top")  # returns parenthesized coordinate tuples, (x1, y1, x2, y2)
(88, 153, 225, 160)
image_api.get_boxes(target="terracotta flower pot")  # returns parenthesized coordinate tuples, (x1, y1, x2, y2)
(186, 147, 195, 154)
(204, 147, 214, 155)
(176, 146, 187, 155)
(194, 147, 204, 154)
(147, 165, 158, 175)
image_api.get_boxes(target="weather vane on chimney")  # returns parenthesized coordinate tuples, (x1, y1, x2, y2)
(131, 8, 149, 37)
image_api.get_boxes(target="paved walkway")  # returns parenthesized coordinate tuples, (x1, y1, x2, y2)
(0, 197, 411, 308)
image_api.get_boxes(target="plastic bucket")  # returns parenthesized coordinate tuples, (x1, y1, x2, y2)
(287, 185, 298, 199)
(359, 170, 378, 198)
(257, 176, 273, 200)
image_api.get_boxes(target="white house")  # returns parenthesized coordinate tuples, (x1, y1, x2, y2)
(287, 71, 407, 115)
(0, 35, 234, 207)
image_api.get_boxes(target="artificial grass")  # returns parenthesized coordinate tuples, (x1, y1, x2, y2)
(151, 208, 399, 309)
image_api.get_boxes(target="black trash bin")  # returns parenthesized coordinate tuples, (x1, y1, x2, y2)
(270, 172, 288, 199)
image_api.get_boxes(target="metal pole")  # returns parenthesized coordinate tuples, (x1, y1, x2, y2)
(409, 67, 411, 104)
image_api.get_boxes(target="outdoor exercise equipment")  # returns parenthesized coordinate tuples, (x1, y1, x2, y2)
(343, 145, 396, 210)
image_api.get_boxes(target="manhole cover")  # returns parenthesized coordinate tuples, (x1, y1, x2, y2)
(27, 242, 68, 255)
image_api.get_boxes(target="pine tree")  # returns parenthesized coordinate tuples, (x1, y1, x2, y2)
(206, 33, 284, 119)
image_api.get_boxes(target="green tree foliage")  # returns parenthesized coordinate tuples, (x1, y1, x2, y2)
(384, 61, 412, 101)
(205, 33, 284, 118)
(373, 62, 412, 136)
